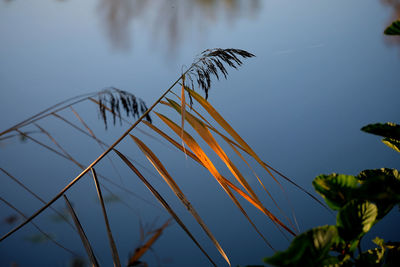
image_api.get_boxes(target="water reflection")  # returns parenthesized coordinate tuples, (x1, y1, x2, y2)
(381, 0, 400, 22)
(380, 0, 400, 45)
(97, 0, 261, 52)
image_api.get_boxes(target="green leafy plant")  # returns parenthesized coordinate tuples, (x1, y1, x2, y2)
(263, 122, 400, 267)
(384, 20, 400, 36)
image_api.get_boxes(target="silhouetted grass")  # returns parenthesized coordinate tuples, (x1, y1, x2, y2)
(0, 48, 325, 266)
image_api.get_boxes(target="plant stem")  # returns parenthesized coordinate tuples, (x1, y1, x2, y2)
(0, 92, 98, 137)
(0, 64, 195, 242)
(358, 238, 363, 261)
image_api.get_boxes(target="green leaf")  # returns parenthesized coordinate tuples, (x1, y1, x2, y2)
(373, 237, 385, 248)
(358, 168, 400, 183)
(357, 168, 400, 219)
(385, 241, 400, 267)
(382, 138, 400, 153)
(361, 122, 400, 141)
(320, 256, 341, 267)
(313, 174, 359, 210)
(384, 20, 400, 35)
(264, 225, 338, 267)
(357, 247, 385, 267)
(356, 237, 386, 266)
(337, 200, 377, 241)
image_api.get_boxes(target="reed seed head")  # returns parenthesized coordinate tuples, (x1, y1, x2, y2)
(97, 87, 152, 129)
(187, 48, 255, 99)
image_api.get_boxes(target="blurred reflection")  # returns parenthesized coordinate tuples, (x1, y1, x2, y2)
(381, 0, 400, 21)
(97, 0, 148, 50)
(97, 0, 261, 52)
(380, 0, 400, 45)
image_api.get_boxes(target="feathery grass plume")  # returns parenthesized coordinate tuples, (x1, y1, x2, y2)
(98, 87, 152, 129)
(186, 48, 255, 100)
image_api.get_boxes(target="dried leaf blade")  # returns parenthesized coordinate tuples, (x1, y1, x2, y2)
(91, 168, 121, 267)
(113, 149, 218, 267)
(130, 135, 231, 266)
(63, 195, 100, 267)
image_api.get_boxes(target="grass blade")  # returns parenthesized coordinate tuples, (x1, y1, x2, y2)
(20, 125, 154, 213)
(0, 196, 78, 257)
(164, 98, 297, 234)
(165, 98, 261, 205)
(34, 123, 84, 168)
(128, 218, 172, 266)
(0, 92, 98, 137)
(185, 88, 282, 184)
(172, 89, 327, 213)
(155, 112, 295, 236)
(181, 74, 187, 156)
(0, 167, 78, 232)
(131, 135, 231, 266)
(113, 149, 218, 267)
(171, 90, 280, 209)
(70, 107, 126, 185)
(223, 136, 298, 232)
(91, 168, 121, 267)
(0, 49, 249, 242)
(52, 112, 161, 184)
(63, 195, 100, 267)
(142, 121, 200, 162)
(185, 88, 330, 213)
(142, 121, 275, 248)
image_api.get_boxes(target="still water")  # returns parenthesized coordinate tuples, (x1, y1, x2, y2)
(1, 0, 399, 266)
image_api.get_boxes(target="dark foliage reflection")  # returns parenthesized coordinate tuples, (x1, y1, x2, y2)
(97, 0, 261, 52)
(380, 0, 400, 45)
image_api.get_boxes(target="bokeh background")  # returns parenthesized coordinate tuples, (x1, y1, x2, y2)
(1, 0, 399, 266)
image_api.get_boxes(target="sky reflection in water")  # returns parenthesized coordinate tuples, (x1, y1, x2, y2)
(0, 0, 399, 267)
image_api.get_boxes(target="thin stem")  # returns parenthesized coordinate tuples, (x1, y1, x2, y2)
(0, 196, 78, 257)
(91, 168, 121, 267)
(0, 92, 98, 137)
(0, 167, 77, 232)
(63, 195, 100, 267)
(0, 63, 195, 242)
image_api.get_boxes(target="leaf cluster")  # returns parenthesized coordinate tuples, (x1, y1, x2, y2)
(384, 20, 400, 36)
(263, 123, 400, 267)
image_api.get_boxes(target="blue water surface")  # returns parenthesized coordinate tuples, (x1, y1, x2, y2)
(1, 0, 399, 266)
